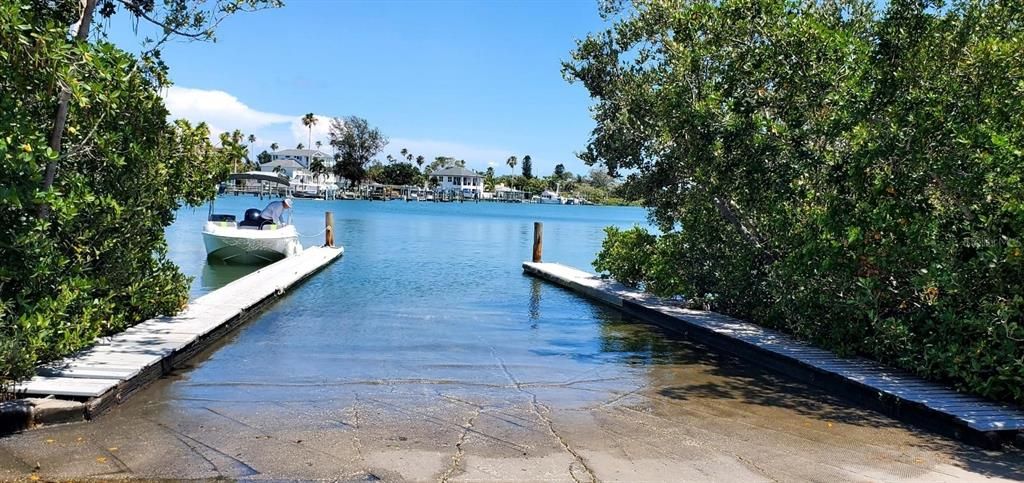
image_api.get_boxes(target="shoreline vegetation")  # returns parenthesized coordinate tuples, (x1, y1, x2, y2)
(572, 0, 1024, 406)
(252, 119, 642, 206)
(1, 0, 282, 393)
(3, 0, 1021, 423)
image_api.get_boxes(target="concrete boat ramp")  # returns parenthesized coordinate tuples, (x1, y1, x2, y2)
(524, 261, 1024, 449)
(15, 246, 343, 417)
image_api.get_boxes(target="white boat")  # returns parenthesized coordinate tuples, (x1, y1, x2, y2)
(203, 172, 303, 264)
(537, 189, 563, 204)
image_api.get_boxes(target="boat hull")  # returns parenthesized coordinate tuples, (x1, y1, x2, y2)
(202, 223, 303, 264)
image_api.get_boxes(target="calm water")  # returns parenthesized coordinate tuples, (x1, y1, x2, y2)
(168, 196, 650, 298)
(162, 196, 667, 404)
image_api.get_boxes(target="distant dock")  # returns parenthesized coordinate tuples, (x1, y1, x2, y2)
(523, 261, 1024, 449)
(14, 246, 343, 419)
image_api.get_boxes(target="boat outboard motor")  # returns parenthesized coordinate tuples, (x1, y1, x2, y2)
(239, 208, 264, 228)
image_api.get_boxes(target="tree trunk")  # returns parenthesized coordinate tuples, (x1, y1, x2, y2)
(39, 0, 97, 218)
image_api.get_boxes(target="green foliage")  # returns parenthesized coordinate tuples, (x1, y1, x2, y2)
(330, 116, 388, 186)
(521, 155, 533, 179)
(553, 163, 566, 179)
(424, 156, 465, 175)
(0, 2, 240, 386)
(484, 166, 496, 191)
(375, 162, 420, 185)
(593, 227, 656, 287)
(571, 0, 1024, 404)
(309, 157, 328, 182)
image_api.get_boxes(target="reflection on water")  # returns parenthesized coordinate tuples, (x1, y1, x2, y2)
(162, 196, 772, 409)
(528, 278, 542, 328)
(160, 195, 658, 406)
(198, 262, 261, 295)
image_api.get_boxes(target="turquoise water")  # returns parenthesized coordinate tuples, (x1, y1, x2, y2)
(167, 196, 650, 298)
(160, 196, 684, 405)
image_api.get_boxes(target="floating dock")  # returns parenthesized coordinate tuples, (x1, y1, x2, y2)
(16, 246, 344, 417)
(524, 261, 1024, 449)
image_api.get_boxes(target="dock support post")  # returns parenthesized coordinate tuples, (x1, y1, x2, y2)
(325, 211, 335, 247)
(533, 222, 543, 263)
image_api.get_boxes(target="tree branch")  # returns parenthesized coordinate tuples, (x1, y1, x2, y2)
(39, 0, 98, 218)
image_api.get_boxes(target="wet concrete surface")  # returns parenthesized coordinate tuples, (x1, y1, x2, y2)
(3, 201, 1023, 481)
(2, 315, 1023, 481)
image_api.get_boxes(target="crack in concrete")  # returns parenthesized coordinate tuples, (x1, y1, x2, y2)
(270, 400, 355, 430)
(439, 392, 544, 434)
(438, 406, 482, 483)
(149, 419, 237, 477)
(351, 394, 366, 465)
(591, 384, 650, 410)
(201, 406, 343, 463)
(492, 352, 598, 483)
(611, 405, 788, 482)
(96, 443, 133, 476)
(361, 396, 528, 452)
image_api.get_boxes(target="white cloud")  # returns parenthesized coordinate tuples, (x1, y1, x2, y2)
(161, 86, 517, 167)
(289, 115, 333, 150)
(162, 86, 294, 133)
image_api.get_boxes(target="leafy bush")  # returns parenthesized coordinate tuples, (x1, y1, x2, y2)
(570, 0, 1024, 404)
(0, 3, 241, 392)
(594, 227, 656, 287)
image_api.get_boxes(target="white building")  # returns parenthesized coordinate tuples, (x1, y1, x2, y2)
(265, 148, 338, 186)
(259, 158, 306, 178)
(270, 148, 333, 169)
(261, 150, 340, 198)
(431, 166, 484, 197)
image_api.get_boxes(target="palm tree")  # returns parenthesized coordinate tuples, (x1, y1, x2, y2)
(310, 158, 326, 183)
(302, 113, 317, 150)
(506, 156, 518, 190)
(270, 142, 279, 154)
(400, 148, 408, 159)
(415, 155, 425, 170)
(297, 143, 304, 150)
(315, 140, 322, 152)
(247, 134, 256, 162)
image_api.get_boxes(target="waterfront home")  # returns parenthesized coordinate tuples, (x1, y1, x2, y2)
(264, 149, 340, 197)
(270, 148, 333, 169)
(494, 185, 527, 202)
(430, 166, 484, 197)
(259, 158, 306, 178)
(255, 158, 339, 198)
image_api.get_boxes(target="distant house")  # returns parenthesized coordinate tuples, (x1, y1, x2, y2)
(270, 148, 333, 169)
(259, 158, 306, 178)
(493, 185, 526, 202)
(264, 148, 338, 189)
(431, 166, 484, 196)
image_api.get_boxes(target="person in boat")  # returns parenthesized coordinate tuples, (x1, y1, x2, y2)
(259, 198, 293, 227)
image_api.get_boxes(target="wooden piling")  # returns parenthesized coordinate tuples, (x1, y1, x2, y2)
(532, 221, 543, 263)
(325, 211, 335, 247)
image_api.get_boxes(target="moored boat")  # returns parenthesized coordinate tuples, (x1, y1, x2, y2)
(202, 172, 303, 264)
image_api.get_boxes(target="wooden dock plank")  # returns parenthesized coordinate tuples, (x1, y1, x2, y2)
(16, 246, 343, 408)
(15, 377, 116, 398)
(523, 261, 1024, 447)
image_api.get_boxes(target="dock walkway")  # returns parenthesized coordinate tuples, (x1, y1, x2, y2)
(16, 246, 344, 417)
(524, 261, 1024, 449)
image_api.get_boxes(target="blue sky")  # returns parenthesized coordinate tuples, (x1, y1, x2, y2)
(106, 1, 610, 177)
